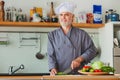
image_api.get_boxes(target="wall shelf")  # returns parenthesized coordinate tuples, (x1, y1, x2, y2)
(0, 22, 104, 28)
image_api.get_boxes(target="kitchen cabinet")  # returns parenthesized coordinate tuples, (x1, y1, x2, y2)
(99, 22, 120, 74)
(0, 22, 104, 28)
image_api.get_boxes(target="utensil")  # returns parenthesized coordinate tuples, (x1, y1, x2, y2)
(63, 67, 72, 74)
(35, 34, 44, 59)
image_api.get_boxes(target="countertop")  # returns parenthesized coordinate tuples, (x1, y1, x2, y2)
(0, 75, 119, 80)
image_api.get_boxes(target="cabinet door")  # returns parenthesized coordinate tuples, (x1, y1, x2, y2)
(114, 57, 120, 74)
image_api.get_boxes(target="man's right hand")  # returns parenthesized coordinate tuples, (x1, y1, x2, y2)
(50, 68, 58, 76)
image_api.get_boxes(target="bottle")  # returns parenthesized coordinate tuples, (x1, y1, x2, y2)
(93, 5, 102, 24)
(0, 1, 5, 21)
(49, 2, 56, 22)
(107, 9, 112, 22)
(12, 7, 17, 22)
(16, 8, 23, 22)
(6, 8, 10, 21)
(105, 11, 108, 23)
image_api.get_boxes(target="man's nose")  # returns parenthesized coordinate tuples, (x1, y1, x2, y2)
(62, 15, 66, 19)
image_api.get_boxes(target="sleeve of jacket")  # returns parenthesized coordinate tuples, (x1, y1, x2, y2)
(47, 32, 57, 71)
(80, 31, 98, 64)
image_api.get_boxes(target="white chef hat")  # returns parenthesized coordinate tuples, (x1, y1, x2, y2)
(55, 2, 76, 14)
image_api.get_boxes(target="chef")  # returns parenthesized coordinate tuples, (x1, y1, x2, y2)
(47, 2, 98, 75)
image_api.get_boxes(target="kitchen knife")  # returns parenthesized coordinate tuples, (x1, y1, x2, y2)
(63, 67, 72, 74)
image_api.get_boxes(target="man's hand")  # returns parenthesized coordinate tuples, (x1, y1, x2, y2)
(71, 56, 84, 69)
(71, 59, 81, 69)
(50, 68, 58, 76)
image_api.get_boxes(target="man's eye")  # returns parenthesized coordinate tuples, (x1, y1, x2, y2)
(65, 14, 70, 16)
(60, 14, 63, 16)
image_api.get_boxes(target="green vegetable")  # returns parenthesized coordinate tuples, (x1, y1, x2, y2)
(81, 61, 115, 73)
(91, 61, 104, 69)
(57, 72, 66, 75)
(89, 68, 94, 72)
(82, 68, 87, 72)
(101, 66, 115, 73)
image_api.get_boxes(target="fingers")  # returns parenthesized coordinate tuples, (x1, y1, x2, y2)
(71, 60, 80, 69)
(50, 68, 57, 76)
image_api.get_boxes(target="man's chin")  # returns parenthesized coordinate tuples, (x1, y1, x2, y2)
(60, 23, 69, 27)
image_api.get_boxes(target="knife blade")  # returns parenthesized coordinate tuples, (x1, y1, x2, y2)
(63, 67, 72, 74)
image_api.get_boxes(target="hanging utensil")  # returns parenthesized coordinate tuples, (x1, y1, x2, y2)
(35, 34, 44, 59)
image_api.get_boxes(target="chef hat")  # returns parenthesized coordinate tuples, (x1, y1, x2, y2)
(55, 2, 76, 14)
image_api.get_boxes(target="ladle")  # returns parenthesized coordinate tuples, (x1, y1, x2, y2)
(35, 34, 44, 59)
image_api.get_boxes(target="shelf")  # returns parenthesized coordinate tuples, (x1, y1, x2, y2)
(0, 22, 104, 28)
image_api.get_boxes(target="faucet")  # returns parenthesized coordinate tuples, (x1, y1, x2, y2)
(8, 64, 24, 75)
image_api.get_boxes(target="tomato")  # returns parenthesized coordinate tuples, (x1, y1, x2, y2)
(83, 65, 91, 68)
(94, 69, 102, 72)
(82, 65, 91, 72)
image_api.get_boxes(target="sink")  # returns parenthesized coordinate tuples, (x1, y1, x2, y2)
(0, 73, 50, 76)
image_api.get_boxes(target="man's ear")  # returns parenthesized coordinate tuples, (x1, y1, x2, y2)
(72, 14, 74, 18)
(72, 14, 75, 22)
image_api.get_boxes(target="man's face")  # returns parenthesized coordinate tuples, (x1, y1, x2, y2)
(58, 12, 74, 28)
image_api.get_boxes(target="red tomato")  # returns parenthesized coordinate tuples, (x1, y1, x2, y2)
(94, 69, 102, 72)
(83, 65, 91, 68)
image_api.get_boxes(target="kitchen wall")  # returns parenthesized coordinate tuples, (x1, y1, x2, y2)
(0, 0, 119, 73)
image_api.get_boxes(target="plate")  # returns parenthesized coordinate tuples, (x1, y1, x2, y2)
(78, 70, 109, 75)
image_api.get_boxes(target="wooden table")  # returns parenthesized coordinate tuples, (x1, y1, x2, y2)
(0, 75, 119, 80)
(42, 75, 120, 80)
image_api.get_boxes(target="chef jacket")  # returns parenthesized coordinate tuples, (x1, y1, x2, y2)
(47, 26, 97, 72)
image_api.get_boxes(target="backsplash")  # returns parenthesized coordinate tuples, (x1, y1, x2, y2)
(0, 32, 49, 73)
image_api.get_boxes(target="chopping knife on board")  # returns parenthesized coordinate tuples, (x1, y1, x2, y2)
(62, 67, 73, 74)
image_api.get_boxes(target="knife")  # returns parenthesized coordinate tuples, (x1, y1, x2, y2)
(63, 67, 72, 74)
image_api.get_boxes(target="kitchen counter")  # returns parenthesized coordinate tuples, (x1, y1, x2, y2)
(0, 75, 119, 80)
(42, 75, 120, 80)
(0, 73, 50, 76)
(0, 76, 41, 79)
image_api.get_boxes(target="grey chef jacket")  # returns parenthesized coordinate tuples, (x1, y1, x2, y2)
(47, 26, 97, 72)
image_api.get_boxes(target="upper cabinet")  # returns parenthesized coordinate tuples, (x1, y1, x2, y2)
(0, 22, 104, 28)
